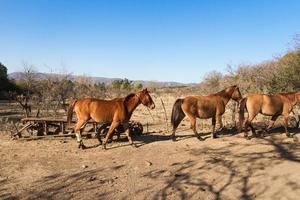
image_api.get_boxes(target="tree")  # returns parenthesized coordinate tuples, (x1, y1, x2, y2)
(112, 80, 123, 90)
(0, 62, 8, 79)
(111, 78, 134, 91)
(121, 78, 133, 90)
(0, 62, 19, 98)
(0, 62, 10, 90)
(135, 83, 143, 90)
(201, 71, 223, 93)
(277, 50, 300, 90)
(51, 78, 75, 111)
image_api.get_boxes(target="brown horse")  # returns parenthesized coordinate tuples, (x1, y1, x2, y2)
(239, 92, 300, 138)
(171, 85, 242, 140)
(67, 88, 155, 149)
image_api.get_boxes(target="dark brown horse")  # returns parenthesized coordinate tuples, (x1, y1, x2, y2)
(239, 92, 300, 138)
(67, 88, 155, 149)
(171, 85, 242, 140)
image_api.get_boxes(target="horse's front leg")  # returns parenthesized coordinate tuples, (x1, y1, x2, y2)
(283, 113, 291, 137)
(211, 117, 216, 139)
(218, 117, 223, 131)
(211, 115, 223, 139)
(103, 121, 119, 150)
(187, 114, 202, 140)
(266, 115, 278, 130)
(216, 114, 223, 132)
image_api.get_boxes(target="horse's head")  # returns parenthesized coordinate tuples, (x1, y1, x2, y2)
(137, 88, 155, 109)
(229, 85, 243, 102)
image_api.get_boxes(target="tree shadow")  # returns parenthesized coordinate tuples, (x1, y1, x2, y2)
(0, 178, 19, 200)
(137, 137, 300, 200)
(6, 166, 125, 199)
(263, 136, 300, 163)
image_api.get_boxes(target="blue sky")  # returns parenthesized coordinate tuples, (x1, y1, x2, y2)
(1, 0, 300, 83)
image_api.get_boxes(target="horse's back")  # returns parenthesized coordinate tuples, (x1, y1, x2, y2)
(183, 95, 221, 119)
(74, 98, 122, 123)
(247, 94, 283, 115)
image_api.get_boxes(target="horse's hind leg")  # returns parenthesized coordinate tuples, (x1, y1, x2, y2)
(123, 123, 134, 147)
(75, 120, 88, 149)
(186, 114, 202, 140)
(283, 113, 291, 137)
(244, 113, 257, 139)
(95, 130, 102, 145)
(171, 129, 176, 141)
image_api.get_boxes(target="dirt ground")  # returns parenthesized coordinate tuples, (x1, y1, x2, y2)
(1, 98, 300, 200)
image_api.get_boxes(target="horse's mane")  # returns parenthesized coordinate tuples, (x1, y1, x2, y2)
(279, 92, 297, 95)
(124, 93, 136, 103)
(214, 89, 227, 96)
(279, 92, 297, 102)
(214, 86, 235, 97)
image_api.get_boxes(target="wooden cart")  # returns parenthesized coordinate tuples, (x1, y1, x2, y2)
(12, 117, 143, 139)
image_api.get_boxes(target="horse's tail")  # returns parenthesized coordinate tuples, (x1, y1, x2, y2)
(67, 98, 77, 126)
(238, 97, 247, 132)
(171, 98, 185, 131)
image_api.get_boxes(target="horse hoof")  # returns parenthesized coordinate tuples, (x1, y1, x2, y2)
(131, 143, 137, 148)
(197, 136, 204, 141)
(97, 138, 103, 145)
(78, 141, 86, 149)
(286, 133, 292, 138)
(170, 135, 176, 141)
(212, 135, 218, 139)
(107, 139, 113, 144)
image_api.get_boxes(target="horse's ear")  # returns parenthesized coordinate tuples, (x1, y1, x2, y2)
(144, 88, 148, 92)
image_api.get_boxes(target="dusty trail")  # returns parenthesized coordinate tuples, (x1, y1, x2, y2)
(1, 129, 300, 200)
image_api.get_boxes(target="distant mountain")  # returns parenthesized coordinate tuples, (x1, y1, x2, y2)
(8, 72, 188, 87)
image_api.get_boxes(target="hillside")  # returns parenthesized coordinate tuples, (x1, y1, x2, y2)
(8, 72, 186, 88)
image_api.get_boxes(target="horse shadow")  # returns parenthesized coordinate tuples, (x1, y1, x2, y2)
(132, 127, 238, 147)
(238, 122, 300, 140)
(83, 122, 300, 150)
(265, 126, 300, 135)
(104, 127, 240, 149)
(91, 131, 205, 150)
